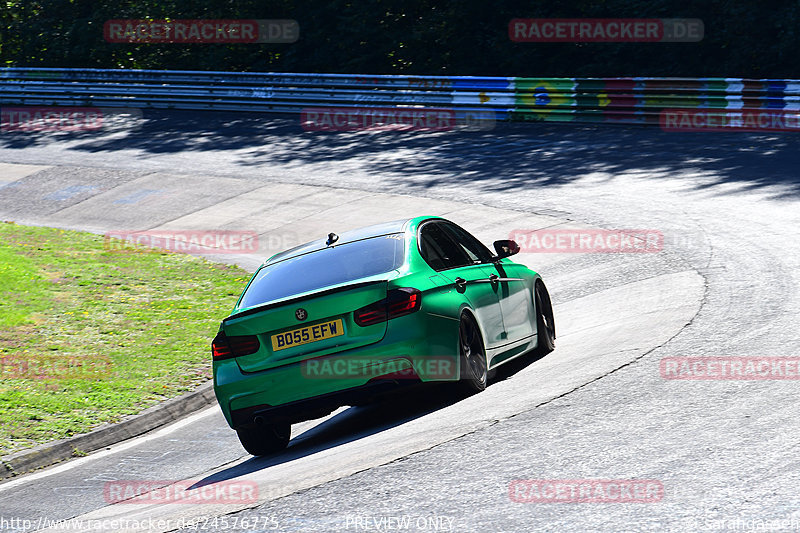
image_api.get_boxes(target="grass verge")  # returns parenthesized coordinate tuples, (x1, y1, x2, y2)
(0, 222, 250, 456)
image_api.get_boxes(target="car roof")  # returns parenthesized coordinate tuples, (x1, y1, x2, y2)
(263, 216, 437, 265)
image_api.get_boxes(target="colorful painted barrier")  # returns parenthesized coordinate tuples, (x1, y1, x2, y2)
(1, 68, 799, 128)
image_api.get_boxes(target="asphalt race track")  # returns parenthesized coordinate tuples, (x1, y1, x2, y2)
(1, 112, 799, 532)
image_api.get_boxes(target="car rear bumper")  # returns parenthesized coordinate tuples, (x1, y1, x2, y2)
(230, 379, 423, 428)
(214, 311, 459, 428)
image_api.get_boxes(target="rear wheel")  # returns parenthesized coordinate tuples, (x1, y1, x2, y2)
(236, 422, 290, 456)
(459, 313, 487, 393)
(533, 280, 556, 356)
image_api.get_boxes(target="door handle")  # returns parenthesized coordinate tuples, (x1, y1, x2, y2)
(489, 274, 499, 284)
(454, 277, 467, 290)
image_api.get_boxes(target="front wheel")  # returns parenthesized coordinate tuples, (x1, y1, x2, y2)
(459, 313, 487, 393)
(533, 280, 556, 356)
(236, 422, 290, 456)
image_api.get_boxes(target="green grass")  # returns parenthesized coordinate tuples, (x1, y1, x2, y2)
(0, 222, 251, 456)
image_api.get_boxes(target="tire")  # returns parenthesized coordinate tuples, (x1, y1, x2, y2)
(533, 280, 556, 356)
(236, 422, 290, 456)
(459, 313, 488, 393)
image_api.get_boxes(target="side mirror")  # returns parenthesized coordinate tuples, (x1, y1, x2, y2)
(492, 239, 520, 260)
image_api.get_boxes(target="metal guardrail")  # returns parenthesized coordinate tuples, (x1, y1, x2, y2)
(1, 67, 799, 126)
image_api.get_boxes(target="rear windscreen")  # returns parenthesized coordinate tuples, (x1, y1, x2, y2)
(237, 234, 405, 309)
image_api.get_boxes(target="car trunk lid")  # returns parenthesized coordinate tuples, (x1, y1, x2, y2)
(223, 280, 388, 373)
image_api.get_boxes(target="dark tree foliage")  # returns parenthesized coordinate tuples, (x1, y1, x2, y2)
(1, 0, 798, 77)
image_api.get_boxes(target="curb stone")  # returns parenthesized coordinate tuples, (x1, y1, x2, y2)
(0, 381, 216, 481)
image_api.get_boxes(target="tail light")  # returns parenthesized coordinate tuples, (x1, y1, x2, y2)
(354, 288, 421, 327)
(212, 331, 260, 361)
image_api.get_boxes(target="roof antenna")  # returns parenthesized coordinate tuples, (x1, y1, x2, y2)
(326, 232, 339, 246)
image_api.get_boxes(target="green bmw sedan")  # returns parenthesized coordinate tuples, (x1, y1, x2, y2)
(212, 216, 555, 455)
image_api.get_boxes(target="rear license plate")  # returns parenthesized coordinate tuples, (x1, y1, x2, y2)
(270, 319, 345, 351)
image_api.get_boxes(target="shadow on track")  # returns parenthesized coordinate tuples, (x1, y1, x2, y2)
(188, 349, 548, 488)
(2, 109, 800, 198)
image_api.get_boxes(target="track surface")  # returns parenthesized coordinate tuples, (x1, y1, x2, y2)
(0, 113, 798, 532)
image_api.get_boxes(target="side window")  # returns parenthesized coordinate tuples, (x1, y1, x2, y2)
(442, 223, 493, 264)
(419, 223, 471, 270)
